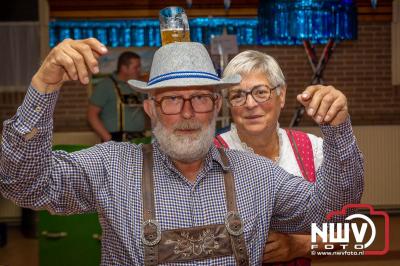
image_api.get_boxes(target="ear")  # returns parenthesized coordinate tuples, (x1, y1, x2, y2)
(278, 85, 286, 109)
(143, 99, 156, 120)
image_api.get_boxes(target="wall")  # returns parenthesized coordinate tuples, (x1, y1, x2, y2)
(1, 21, 399, 131)
(298, 125, 400, 206)
(250, 21, 400, 127)
(52, 81, 91, 131)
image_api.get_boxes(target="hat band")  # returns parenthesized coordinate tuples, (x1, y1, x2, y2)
(148, 71, 220, 86)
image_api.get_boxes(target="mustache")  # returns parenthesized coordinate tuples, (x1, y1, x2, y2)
(173, 120, 203, 131)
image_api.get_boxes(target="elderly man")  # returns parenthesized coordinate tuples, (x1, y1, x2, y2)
(0, 38, 363, 265)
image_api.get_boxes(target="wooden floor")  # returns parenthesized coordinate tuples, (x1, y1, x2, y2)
(0, 226, 38, 266)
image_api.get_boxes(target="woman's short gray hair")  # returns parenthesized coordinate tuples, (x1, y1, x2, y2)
(223, 50, 286, 94)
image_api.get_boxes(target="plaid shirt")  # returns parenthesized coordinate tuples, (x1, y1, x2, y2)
(0, 86, 364, 265)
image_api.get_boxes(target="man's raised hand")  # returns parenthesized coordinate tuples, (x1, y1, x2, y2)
(297, 85, 349, 126)
(32, 38, 108, 94)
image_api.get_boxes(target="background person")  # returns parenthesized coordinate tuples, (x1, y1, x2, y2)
(87, 51, 147, 142)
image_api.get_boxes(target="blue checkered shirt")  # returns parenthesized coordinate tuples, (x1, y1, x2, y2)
(1, 86, 364, 265)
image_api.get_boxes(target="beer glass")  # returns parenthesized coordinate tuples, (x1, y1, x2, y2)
(159, 6, 190, 46)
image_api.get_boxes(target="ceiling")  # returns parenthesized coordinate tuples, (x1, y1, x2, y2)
(47, 0, 392, 21)
(48, 0, 259, 11)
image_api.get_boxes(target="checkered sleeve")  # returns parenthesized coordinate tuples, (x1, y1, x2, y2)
(0, 85, 105, 215)
(270, 117, 364, 232)
(318, 117, 364, 210)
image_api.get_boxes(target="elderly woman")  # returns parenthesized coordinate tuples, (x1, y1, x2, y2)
(215, 50, 350, 265)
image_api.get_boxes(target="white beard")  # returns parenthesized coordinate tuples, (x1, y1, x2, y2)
(153, 115, 216, 163)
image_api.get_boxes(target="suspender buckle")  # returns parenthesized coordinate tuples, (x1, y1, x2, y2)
(141, 219, 161, 246)
(224, 211, 244, 236)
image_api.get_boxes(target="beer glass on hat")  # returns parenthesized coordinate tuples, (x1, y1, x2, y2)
(159, 6, 190, 46)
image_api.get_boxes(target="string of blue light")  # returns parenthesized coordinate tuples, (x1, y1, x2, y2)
(257, 0, 357, 45)
(49, 1, 357, 47)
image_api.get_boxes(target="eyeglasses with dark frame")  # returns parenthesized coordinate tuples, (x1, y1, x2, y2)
(227, 84, 280, 107)
(151, 93, 220, 115)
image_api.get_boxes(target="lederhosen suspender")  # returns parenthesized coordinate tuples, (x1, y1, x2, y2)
(109, 76, 125, 133)
(141, 144, 160, 265)
(219, 149, 249, 265)
(141, 144, 249, 265)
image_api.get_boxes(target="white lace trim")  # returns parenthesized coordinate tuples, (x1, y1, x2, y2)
(230, 123, 282, 162)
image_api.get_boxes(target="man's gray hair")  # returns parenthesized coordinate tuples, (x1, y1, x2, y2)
(223, 50, 286, 94)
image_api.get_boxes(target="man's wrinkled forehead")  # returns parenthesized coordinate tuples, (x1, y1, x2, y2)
(150, 86, 216, 97)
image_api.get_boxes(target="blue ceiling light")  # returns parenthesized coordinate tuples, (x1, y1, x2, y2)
(257, 0, 358, 45)
(257, 1, 358, 126)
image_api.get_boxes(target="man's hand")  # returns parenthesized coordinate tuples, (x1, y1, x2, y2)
(296, 85, 349, 126)
(263, 232, 310, 263)
(32, 38, 108, 94)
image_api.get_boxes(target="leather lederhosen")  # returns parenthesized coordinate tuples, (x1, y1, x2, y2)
(141, 144, 249, 265)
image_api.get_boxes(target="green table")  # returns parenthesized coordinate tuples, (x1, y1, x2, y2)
(40, 140, 151, 265)
(39, 144, 101, 266)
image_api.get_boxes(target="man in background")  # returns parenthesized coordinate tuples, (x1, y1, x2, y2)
(87, 51, 147, 142)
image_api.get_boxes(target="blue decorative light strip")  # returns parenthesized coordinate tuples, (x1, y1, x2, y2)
(49, 2, 357, 48)
(258, 0, 357, 45)
(49, 18, 259, 48)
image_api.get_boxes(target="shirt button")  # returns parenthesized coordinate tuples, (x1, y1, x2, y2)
(35, 106, 42, 112)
